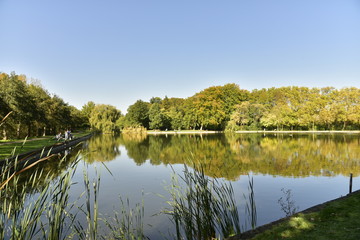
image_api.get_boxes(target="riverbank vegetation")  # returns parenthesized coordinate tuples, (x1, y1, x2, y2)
(0, 131, 91, 159)
(0, 147, 243, 239)
(2, 71, 360, 136)
(240, 191, 360, 240)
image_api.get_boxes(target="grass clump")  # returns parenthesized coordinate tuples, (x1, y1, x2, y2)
(164, 165, 241, 240)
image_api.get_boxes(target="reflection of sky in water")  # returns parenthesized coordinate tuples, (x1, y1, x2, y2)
(68, 134, 360, 238)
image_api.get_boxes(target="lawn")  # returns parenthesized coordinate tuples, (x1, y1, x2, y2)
(0, 131, 91, 159)
(247, 191, 360, 240)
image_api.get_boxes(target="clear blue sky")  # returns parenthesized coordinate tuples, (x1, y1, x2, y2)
(1, 0, 359, 113)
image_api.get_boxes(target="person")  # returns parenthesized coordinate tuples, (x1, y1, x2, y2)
(68, 130, 73, 140)
(64, 130, 69, 140)
(55, 132, 62, 141)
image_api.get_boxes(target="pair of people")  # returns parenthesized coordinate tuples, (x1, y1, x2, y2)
(55, 130, 73, 141)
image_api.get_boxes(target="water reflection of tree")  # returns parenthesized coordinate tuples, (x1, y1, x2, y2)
(82, 134, 121, 163)
(118, 133, 360, 180)
(119, 133, 149, 165)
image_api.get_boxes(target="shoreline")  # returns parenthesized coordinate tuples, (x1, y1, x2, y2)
(146, 130, 360, 135)
(227, 189, 360, 240)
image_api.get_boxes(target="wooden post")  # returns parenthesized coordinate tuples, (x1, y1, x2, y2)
(349, 173, 353, 194)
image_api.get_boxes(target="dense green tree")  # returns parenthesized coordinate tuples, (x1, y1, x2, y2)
(0, 72, 89, 138)
(161, 97, 185, 130)
(89, 104, 121, 133)
(148, 102, 170, 130)
(0, 72, 38, 138)
(183, 84, 247, 130)
(81, 101, 96, 128)
(149, 97, 162, 104)
(230, 102, 266, 130)
(124, 100, 150, 128)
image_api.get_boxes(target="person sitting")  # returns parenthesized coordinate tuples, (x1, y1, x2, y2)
(55, 132, 62, 141)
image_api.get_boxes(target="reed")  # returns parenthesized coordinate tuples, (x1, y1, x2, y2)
(101, 193, 146, 240)
(164, 164, 241, 240)
(0, 146, 148, 240)
(244, 175, 257, 230)
(278, 188, 299, 217)
(0, 148, 82, 239)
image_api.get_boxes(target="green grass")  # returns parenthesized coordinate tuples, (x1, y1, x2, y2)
(251, 192, 360, 240)
(0, 131, 92, 159)
(0, 137, 58, 159)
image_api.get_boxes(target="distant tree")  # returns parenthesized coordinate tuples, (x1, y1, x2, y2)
(81, 101, 96, 127)
(89, 104, 122, 133)
(230, 101, 266, 130)
(150, 97, 162, 104)
(125, 100, 150, 128)
(183, 84, 248, 130)
(148, 102, 170, 130)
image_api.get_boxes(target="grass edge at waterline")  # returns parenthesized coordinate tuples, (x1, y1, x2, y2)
(228, 190, 360, 240)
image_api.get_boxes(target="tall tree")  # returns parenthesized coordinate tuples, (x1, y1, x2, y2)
(149, 102, 169, 130)
(125, 100, 150, 128)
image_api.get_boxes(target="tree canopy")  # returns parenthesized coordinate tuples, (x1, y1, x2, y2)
(2, 71, 359, 137)
(0, 72, 88, 139)
(121, 84, 360, 131)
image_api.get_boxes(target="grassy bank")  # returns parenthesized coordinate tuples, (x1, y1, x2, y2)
(230, 191, 360, 240)
(0, 131, 92, 159)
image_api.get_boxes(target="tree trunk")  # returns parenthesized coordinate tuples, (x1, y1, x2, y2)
(2, 128, 7, 140)
(43, 126, 46, 136)
(17, 122, 21, 138)
(27, 123, 31, 137)
(343, 121, 346, 130)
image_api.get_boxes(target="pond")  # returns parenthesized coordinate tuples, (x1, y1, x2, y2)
(10, 133, 360, 239)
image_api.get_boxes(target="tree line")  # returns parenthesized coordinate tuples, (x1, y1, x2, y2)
(2, 72, 360, 138)
(115, 84, 360, 131)
(0, 72, 87, 139)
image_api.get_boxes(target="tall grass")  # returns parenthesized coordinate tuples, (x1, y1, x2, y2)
(164, 165, 241, 240)
(0, 148, 147, 240)
(101, 193, 146, 240)
(1, 143, 258, 240)
(244, 175, 257, 231)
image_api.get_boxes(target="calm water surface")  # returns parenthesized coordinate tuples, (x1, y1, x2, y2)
(57, 133, 360, 238)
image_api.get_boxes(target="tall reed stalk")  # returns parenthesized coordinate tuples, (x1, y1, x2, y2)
(244, 175, 257, 230)
(101, 193, 146, 240)
(164, 164, 241, 240)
